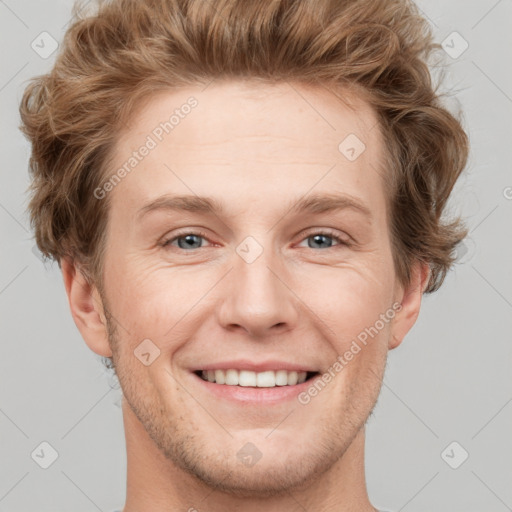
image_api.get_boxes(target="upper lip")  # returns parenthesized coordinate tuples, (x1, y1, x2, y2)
(191, 359, 319, 373)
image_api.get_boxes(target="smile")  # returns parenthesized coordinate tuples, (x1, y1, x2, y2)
(195, 369, 319, 387)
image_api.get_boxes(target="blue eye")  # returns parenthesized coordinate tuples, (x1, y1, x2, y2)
(161, 229, 350, 252)
(298, 232, 349, 250)
(163, 232, 209, 250)
(306, 233, 338, 249)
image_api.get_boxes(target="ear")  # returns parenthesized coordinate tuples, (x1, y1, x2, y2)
(60, 257, 112, 357)
(389, 261, 430, 350)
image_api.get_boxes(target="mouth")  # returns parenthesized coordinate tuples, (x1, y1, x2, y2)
(193, 369, 320, 388)
(189, 360, 323, 404)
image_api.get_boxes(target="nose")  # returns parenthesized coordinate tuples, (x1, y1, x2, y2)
(216, 241, 300, 338)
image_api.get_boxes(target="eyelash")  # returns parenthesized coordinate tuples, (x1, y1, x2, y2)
(161, 229, 351, 251)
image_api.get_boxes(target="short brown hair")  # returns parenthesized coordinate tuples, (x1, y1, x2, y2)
(20, 0, 468, 294)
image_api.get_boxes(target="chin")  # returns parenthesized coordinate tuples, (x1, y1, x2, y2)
(179, 454, 331, 498)
(148, 426, 345, 498)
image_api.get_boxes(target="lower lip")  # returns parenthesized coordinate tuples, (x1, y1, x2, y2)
(191, 372, 318, 405)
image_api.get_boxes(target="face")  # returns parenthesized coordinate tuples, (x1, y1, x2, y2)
(73, 80, 423, 496)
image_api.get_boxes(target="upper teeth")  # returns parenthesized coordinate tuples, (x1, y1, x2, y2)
(200, 369, 308, 387)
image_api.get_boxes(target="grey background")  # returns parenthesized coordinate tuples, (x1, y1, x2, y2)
(1, 1, 511, 511)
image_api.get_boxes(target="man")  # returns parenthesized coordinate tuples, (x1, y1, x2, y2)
(20, 0, 468, 510)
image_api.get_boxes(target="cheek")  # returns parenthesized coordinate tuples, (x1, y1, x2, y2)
(103, 257, 211, 348)
(304, 261, 395, 334)
(104, 227, 396, 350)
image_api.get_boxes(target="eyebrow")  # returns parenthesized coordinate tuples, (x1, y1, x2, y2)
(136, 192, 372, 221)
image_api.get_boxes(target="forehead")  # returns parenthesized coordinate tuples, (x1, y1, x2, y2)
(107, 80, 387, 219)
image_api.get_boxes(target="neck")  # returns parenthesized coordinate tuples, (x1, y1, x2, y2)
(120, 397, 376, 512)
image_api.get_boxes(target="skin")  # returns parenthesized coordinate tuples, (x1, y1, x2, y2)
(61, 80, 429, 512)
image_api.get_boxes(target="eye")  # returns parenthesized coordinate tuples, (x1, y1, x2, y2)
(161, 229, 351, 252)
(297, 230, 350, 250)
(161, 230, 211, 250)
